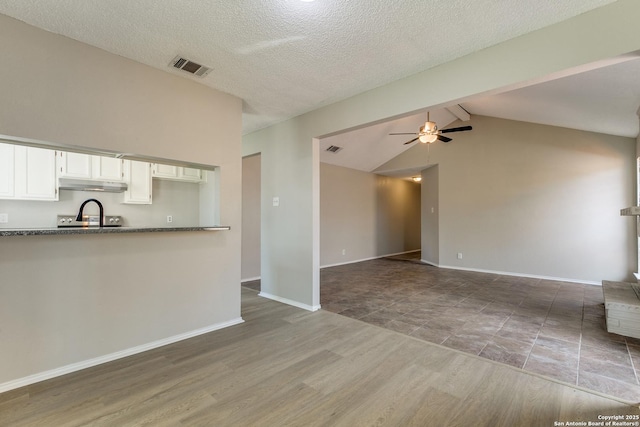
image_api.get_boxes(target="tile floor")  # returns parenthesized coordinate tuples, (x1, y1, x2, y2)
(243, 253, 640, 402)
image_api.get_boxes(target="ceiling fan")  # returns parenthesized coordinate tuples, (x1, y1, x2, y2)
(389, 112, 472, 145)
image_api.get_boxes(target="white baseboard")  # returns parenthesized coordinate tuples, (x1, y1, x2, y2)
(321, 249, 420, 269)
(241, 276, 261, 283)
(0, 317, 244, 394)
(420, 259, 439, 267)
(426, 261, 601, 286)
(259, 291, 321, 312)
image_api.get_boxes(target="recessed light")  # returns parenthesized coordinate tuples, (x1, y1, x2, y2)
(300, 0, 315, 2)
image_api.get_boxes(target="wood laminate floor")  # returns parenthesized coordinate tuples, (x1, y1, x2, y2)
(2, 287, 639, 426)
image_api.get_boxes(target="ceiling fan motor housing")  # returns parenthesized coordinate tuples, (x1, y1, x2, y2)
(424, 121, 437, 134)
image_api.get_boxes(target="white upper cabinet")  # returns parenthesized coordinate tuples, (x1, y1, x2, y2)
(0, 143, 15, 198)
(92, 156, 124, 181)
(58, 152, 124, 181)
(123, 160, 152, 204)
(13, 145, 58, 201)
(178, 167, 204, 182)
(152, 163, 205, 183)
(0, 143, 58, 201)
(152, 163, 179, 179)
(58, 151, 92, 179)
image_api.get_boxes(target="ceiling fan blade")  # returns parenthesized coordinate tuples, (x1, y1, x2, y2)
(389, 132, 418, 135)
(403, 137, 419, 145)
(437, 135, 452, 143)
(440, 125, 472, 134)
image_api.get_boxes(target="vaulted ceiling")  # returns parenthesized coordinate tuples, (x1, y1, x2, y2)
(320, 55, 640, 174)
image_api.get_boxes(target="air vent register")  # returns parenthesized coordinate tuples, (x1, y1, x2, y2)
(169, 55, 212, 77)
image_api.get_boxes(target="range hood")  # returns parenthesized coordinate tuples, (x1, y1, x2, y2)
(58, 178, 128, 193)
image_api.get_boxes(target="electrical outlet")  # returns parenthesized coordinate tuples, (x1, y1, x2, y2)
(272, 197, 280, 207)
(457, 252, 463, 260)
(167, 215, 173, 223)
(0, 213, 7, 224)
(342, 249, 346, 256)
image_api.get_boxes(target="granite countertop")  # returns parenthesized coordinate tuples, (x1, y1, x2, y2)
(0, 226, 230, 237)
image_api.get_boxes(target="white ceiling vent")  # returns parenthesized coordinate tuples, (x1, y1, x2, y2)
(325, 145, 343, 153)
(169, 55, 212, 77)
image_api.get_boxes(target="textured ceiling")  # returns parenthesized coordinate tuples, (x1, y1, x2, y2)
(0, 0, 617, 134)
(463, 57, 640, 138)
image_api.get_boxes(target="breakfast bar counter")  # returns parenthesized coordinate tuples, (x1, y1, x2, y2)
(0, 226, 231, 237)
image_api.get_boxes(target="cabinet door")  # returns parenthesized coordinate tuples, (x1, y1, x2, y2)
(0, 143, 15, 198)
(178, 167, 203, 182)
(14, 146, 58, 201)
(152, 163, 179, 179)
(58, 152, 92, 179)
(123, 160, 152, 204)
(92, 156, 124, 181)
(152, 164, 204, 182)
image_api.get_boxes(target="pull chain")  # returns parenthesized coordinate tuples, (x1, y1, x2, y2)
(426, 141, 431, 165)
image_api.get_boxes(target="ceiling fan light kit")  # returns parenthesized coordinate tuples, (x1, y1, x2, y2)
(389, 112, 472, 145)
(419, 133, 438, 143)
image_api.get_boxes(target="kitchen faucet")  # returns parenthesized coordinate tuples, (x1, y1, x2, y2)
(76, 198, 104, 227)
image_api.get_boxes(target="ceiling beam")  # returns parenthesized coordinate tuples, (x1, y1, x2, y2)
(446, 104, 471, 122)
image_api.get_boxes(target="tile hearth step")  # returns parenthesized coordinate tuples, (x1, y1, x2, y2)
(602, 280, 640, 339)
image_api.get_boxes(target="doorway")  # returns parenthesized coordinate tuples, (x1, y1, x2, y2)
(241, 153, 261, 286)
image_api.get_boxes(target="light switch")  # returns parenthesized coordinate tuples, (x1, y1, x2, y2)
(272, 197, 280, 207)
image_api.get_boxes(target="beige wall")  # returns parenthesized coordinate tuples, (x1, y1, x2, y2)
(0, 15, 242, 390)
(242, 154, 261, 281)
(421, 165, 439, 265)
(380, 115, 636, 283)
(320, 163, 420, 267)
